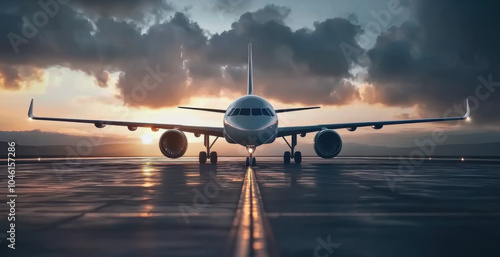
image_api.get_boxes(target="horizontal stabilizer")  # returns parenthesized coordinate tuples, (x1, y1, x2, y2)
(178, 106, 227, 113)
(275, 107, 320, 113)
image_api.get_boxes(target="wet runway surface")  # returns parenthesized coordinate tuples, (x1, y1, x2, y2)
(1, 157, 500, 257)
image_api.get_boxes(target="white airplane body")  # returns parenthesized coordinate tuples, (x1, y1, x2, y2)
(28, 44, 470, 166)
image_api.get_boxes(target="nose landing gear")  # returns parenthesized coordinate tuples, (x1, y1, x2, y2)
(245, 145, 257, 166)
(245, 156, 256, 166)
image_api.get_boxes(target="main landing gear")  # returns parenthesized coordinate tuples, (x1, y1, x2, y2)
(199, 134, 219, 164)
(282, 134, 302, 164)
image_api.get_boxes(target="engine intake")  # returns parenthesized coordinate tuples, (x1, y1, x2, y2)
(314, 130, 342, 158)
(159, 130, 188, 158)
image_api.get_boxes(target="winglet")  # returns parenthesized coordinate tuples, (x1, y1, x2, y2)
(28, 99, 34, 119)
(464, 99, 471, 118)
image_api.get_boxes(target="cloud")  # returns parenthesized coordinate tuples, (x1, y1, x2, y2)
(3, 0, 500, 126)
(197, 5, 363, 104)
(69, 0, 174, 23)
(0, 64, 44, 90)
(365, 0, 500, 124)
(213, 0, 253, 13)
(0, 3, 364, 108)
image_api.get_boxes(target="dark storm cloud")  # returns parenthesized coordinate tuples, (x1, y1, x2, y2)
(196, 5, 363, 104)
(366, 0, 500, 124)
(69, 0, 174, 22)
(0, 2, 363, 107)
(0, 0, 206, 108)
(213, 0, 253, 13)
(206, 5, 361, 77)
(0, 0, 138, 89)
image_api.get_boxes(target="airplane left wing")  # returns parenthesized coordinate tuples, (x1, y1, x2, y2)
(28, 100, 224, 137)
(277, 100, 471, 137)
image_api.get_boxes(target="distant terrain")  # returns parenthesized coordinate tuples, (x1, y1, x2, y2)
(2, 141, 499, 158)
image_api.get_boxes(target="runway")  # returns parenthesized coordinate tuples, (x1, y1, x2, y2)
(1, 157, 500, 257)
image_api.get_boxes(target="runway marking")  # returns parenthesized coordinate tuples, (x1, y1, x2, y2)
(226, 167, 278, 257)
(84, 212, 235, 218)
(31, 212, 500, 218)
(266, 212, 500, 218)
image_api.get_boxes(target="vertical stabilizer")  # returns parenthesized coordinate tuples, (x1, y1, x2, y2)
(247, 43, 253, 95)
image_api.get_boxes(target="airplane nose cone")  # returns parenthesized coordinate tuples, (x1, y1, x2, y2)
(229, 116, 275, 130)
(224, 117, 277, 146)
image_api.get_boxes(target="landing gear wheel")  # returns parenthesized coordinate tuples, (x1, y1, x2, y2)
(284, 151, 291, 164)
(245, 157, 250, 166)
(252, 157, 256, 166)
(294, 151, 302, 164)
(199, 151, 207, 164)
(210, 152, 218, 164)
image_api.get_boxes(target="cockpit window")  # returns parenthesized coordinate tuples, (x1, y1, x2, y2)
(240, 108, 250, 116)
(229, 107, 275, 116)
(266, 108, 275, 116)
(252, 108, 262, 116)
(230, 108, 240, 116)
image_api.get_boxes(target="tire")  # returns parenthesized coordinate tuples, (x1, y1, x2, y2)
(245, 157, 250, 166)
(199, 151, 207, 164)
(210, 152, 218, 164)
(284, 151, 291, 164)
(252, 157, 256, 166)
(294, 151, 302, 164)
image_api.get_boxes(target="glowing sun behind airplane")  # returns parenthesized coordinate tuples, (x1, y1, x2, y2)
(141, 134, 153, 144)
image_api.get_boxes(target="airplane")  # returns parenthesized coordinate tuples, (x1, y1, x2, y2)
(27, 43, 471, 166)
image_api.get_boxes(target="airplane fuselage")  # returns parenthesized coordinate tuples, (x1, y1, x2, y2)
(223, 95, 278, 147)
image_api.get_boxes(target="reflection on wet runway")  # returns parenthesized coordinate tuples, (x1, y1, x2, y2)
(0, 157, 499, 257)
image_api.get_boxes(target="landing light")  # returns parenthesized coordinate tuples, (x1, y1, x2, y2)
(246, 146, 256, 154)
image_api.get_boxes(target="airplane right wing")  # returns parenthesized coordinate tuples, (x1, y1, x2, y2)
(177, 106, 227, 113)
(28, 99, 224, 137)
(277, 100, 471, 137)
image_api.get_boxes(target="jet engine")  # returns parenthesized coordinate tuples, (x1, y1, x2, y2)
(314, 130, 342, 158)
(158, 130, 188, 158)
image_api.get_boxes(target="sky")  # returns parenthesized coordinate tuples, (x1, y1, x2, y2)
(1, 0, 500, 156)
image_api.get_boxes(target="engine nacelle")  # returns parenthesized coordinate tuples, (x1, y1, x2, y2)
(314, 130, 342, 159)
(158, 130, 188, 158)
